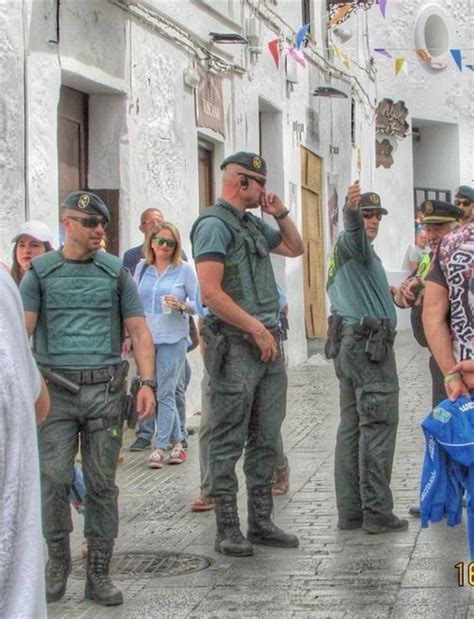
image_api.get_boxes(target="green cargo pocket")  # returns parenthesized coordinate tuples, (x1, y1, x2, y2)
(358, 382, 399, 426)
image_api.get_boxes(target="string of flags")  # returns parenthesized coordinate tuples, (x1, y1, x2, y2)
(374, 47, 472, 73)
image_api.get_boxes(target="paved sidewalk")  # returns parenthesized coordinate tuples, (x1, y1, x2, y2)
(48, 332, 474, 618)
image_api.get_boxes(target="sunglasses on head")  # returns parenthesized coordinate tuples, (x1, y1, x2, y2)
(240, 173, 266, 188)
(455, 199, 471, 207)
(361, 209, 382, 221)
(67, 215, 108, 229)
(153, 236, 176, 248)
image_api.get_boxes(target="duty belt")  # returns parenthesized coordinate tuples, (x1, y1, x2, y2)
(42, 366, 115, 385)
(340, 324, 369, 337)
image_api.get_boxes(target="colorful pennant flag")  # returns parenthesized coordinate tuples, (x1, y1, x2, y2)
(379, 0, 387, 18)
(295, 23, 310, 50)
(450, 49, 462, 71)
(289, 46, 306, 68)
(329, 3, 352, 28)
(394, 58, 407, 75)
(268, 39, 280, 68)
(334, 46, 350, 69)
(415, 48, 431, 63)
(374, 48, 392, 59)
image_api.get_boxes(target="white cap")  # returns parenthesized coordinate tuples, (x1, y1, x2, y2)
(12, 220, 54, 246)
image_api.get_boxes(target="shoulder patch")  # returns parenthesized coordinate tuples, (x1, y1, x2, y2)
(432, 406, 452, 423)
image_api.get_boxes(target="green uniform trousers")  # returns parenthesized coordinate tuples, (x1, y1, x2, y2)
(204, 336, 287, 496)
(38, 380, 124, 541)
(334, 333, 399, 521)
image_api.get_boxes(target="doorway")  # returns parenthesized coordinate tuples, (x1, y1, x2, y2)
(300, 147, 325, 339)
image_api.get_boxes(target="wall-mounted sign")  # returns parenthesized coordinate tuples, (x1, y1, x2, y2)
(376, 138, 394, 169)
(375, 98, 409, 139)
(196, 64, 225, 137)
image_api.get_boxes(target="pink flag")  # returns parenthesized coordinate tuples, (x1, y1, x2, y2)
(379, 0, 387, 18)
(268, 39, 280, 68)
(289, 46, 306, 68)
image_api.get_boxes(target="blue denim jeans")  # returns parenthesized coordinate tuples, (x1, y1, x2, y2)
(136, 340, 187, 449)
(176, 358, 192, 438)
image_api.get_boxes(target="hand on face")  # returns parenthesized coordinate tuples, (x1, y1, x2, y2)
(260, 192, 285, 217)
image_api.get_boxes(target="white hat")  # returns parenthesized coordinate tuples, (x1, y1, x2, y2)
(12, 220, 54, 245)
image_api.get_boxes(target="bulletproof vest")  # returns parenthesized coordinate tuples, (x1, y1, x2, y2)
(190, 204, 279, 319)
(31, 250, 123, 367)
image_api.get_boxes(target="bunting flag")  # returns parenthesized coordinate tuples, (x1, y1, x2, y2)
(328, 1, 376, 27)
(329, 3, 352, 28)
(268, 39, 280, 68)
(450, 49, 463, 71)
(379, 0, 387, 18)
(288, 46, 306, 68)
(415, 48, 430, 63)
(295, 23, 310, 50)
(334, 46, 350, 68)
(394, 58, 407, 75)
(374, 48, 392, 59)
(415, 48, 447, 72)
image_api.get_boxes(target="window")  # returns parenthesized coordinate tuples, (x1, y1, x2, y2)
(198, 139, 215, 213)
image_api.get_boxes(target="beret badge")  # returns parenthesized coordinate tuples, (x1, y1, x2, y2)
(78, 194, 90, 209)
(252, 156, 262, 170)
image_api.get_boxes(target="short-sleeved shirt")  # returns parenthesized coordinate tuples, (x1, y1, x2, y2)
(426, 222, 474, 362)
(192, 199, 282, 325)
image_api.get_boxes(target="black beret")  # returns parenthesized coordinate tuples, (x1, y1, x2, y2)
(455, 185, 474, 202)
(359, 192, 388, 215)
(420, 199, 463, 224)
(62, 191, 111, 222)
(220, 151, 267, 176)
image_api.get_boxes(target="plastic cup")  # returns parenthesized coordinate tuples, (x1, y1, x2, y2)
(161, 296, 172, 314)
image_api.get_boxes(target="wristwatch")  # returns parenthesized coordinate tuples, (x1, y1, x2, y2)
(274, 208, 290, 221)
(138, 379, 157, 390)
(178, 303, 186, 314)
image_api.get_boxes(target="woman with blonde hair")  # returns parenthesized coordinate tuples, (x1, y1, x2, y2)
(134, 222, 197, 469)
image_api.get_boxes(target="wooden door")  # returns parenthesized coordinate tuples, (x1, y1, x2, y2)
(301, 147, 325, 338)
(58, 86, 88, 203)
(198, 139, 214, 212)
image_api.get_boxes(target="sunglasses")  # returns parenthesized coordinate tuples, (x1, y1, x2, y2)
(455, 199, 471, 207)
(361, 210, 382, 221)
(67, 215, 108, 229)
(153, 236, 176, 248)
(241, 173, 266, 188)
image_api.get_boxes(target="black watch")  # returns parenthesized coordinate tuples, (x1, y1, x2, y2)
(138, 379, 157, 390)
(274, 208, 290, 221)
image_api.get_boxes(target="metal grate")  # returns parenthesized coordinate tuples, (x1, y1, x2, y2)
(71, 551, 212, 579)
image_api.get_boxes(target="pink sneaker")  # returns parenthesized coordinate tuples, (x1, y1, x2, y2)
(169, 448, 187, 465)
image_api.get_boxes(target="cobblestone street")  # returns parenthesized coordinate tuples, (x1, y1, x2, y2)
(48, 332, 474, 618)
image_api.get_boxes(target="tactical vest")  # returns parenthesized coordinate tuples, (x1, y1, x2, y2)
(31, 250, 124, 367)
(190, 204, 279, 323)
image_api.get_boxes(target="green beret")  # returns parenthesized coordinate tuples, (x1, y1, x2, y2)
(455, 185, 474, 202)
(62, 191, 111, 222)
(420, 199, 463, 224)
(220, 151, 267, 176)
(359, 192, 388, 215)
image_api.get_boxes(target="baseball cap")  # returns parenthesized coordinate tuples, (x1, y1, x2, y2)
(12, 220, 54, 245)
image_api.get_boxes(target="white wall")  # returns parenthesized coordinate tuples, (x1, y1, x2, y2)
(413, 122, 460, 192)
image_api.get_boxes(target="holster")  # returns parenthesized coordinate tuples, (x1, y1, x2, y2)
(360, 316, 394, 363)
(200, 317, 230, 377)
(324, 314, 343, 359)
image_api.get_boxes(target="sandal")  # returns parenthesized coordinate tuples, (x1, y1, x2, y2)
(148, 449, 168, 469)
(191, 491, 215, 512)
(272, 465, 290, 496)
(169, 448, 187, 465)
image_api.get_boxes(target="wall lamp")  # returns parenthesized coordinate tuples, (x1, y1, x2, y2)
(209, 32, 248, 44)
(313, 87, 348, 99)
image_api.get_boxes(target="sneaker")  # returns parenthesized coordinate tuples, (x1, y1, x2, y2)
(130, 437, 151, 452)
(191, 491, 215, 512)
(148, 449, 168, 469)
(363, 513, 409, 534)
(169, 448, 187, 465)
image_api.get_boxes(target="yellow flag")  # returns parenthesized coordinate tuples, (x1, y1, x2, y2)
(395, 57, 406, 75)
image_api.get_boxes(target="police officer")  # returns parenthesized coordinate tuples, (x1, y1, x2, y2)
(326, 181, 408, 534)
(20, 192, 156, 606)
(190, 152, 303, 556)
(393, 200, 463, 406)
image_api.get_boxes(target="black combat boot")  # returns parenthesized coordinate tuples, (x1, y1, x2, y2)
(214, 495, 254, 556)
(247, 487, 299, 547)
(85, 539, 123, 606)
(45, 536, 72, 603)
